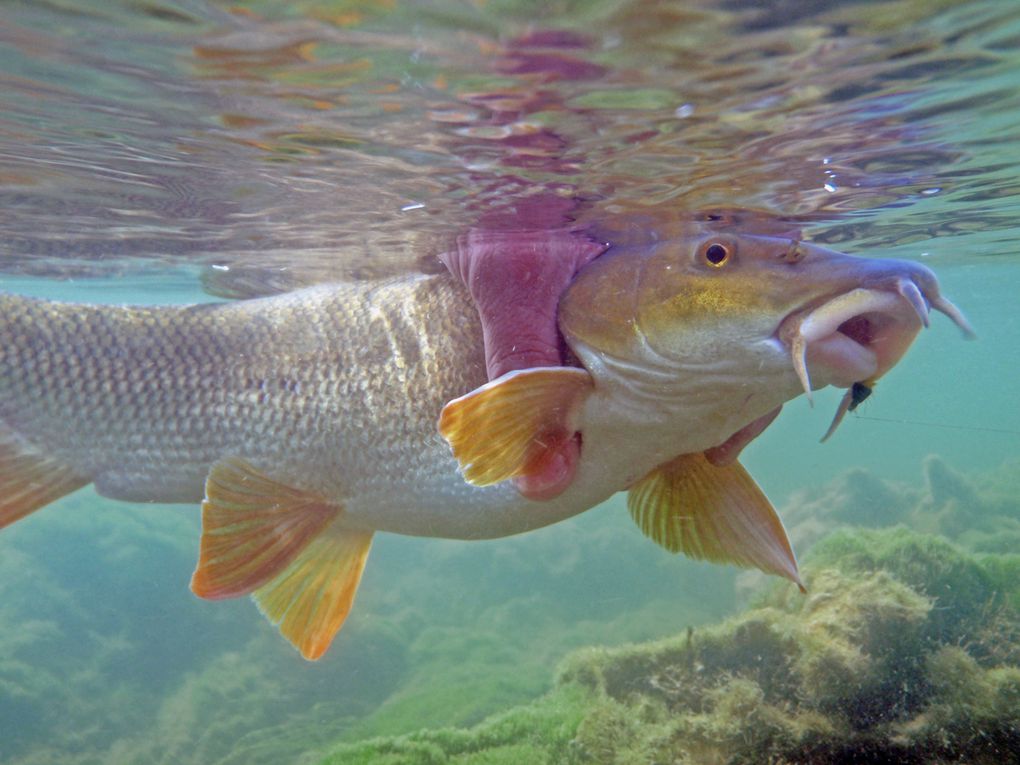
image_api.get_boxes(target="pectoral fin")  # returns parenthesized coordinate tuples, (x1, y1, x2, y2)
(438, 367, 592, 487)
(628, 453, 804, 590)
(191, 458, 372, 659)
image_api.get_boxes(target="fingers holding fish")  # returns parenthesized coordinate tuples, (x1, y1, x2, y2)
(439, 227, 607, 500)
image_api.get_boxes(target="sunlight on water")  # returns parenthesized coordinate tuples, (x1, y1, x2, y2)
(1, 2, 1019, 764)
(3, 0, 1020, 284)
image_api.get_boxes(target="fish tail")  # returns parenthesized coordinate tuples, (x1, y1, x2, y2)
(0, 423, 89, 529)
(0, 295, 90, 527)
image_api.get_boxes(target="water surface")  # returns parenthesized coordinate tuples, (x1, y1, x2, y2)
(1, 1, 1018, 763)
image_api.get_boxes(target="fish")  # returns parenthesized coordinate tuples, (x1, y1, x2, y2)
(0, 228, 973, 659)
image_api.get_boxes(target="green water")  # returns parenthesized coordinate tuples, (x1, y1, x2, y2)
(1, 1, 1019, 763)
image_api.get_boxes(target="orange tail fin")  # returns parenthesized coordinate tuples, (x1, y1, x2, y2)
(0, 426, 88, 529)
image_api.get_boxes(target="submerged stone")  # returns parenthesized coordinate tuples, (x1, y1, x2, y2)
(320, 458, 1020, 765)
(323, 552, 1018, 762)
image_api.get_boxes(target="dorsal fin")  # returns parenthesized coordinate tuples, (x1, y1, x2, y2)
(190, 458, 372, 659)
(628, 452, 804, 590)
(0, 426, 88, 529)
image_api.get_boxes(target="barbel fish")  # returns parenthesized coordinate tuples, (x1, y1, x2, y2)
(0, 228, 972, 659)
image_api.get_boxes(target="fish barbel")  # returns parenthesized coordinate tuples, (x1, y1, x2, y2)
(0, 228, 972, 659)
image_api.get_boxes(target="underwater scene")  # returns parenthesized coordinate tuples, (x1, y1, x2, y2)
(1, 1, 1019, 763)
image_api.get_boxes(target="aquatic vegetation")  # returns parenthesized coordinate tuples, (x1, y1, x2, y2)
(556, 531, 1018, 765)
(0, 489, 733, 765)
(778, 455, 1020, 558)
(6, 457, 1019, 764)
(319, 688, 591, 765)
(321, 465, 1020, 765)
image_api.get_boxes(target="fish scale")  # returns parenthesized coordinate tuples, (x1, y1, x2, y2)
(0, 276, 487, 506)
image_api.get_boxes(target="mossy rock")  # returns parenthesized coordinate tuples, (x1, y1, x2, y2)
(557, 546, 1020, 763)
(320, 686, 589, 765)
(322, 525, 1020, 765)
(801, 527, 1009, 650)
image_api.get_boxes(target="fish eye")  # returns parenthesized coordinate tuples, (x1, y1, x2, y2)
(704, 242, 730, 267)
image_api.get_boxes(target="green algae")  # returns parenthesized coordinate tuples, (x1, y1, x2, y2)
(0, 491, 733, 765)
(321, 463, 1020, 765)
(5, 457, 1019, 765)
(319, 687, 590, 765)
(778, 456, 1020, 556)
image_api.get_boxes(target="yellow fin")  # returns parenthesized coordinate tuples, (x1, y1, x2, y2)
(0, 427, 88, 529)
(438, 367, 592, 486)
(191, 458, 341, 600)
(253, 526, 373, 660)
(628, 452, 804, 590)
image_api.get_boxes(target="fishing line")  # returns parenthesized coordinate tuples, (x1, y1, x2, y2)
(853, 415, 1020, 437)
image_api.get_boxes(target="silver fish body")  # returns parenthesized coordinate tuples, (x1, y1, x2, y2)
(0, 276, 620, 540)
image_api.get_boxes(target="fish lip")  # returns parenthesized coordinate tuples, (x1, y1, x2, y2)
(775, 280, 927, 395)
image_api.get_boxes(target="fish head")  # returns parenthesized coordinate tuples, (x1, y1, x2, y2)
(560, 226, 972, 445)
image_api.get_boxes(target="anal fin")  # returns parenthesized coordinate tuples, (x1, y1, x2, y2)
(438, 367, 592, 487)
(191, 458, 372, 659)
(0, 426, 88, 529)
(628, 452, 804, 590)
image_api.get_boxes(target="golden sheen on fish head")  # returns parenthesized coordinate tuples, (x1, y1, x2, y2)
(636, 232, 811, 359)
(560, 227, 972, 401)
(560, 231, 832, 367)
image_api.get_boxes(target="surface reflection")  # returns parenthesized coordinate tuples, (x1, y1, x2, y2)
(0, 0, 1018, 287)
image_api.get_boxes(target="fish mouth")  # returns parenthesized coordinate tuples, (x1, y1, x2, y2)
(777, 276, 975, 404)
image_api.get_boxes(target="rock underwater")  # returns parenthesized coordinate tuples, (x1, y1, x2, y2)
(321, 458, 1020, 765)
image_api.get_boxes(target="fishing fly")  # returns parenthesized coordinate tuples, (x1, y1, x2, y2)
(821, 377, 876, 442)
